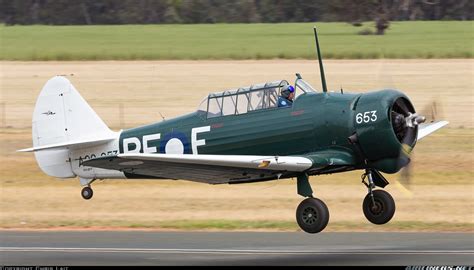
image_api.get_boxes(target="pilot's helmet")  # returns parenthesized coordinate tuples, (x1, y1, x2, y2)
(281, 85, 295, 98)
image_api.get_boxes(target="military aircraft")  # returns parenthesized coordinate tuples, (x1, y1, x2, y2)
(19, 28, 448, 233)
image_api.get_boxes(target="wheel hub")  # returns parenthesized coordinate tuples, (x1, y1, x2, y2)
(370, 200, 384, 215)
(302, 207, 318, 225)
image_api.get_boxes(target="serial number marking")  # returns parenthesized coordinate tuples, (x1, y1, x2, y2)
(78, 150, 118, 167)
(356, 110, 377, 124)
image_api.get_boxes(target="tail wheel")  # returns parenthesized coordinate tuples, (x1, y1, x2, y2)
(296, 198, 329, 234)
(81, 187, 93, 200)
(363, 190, 395, 224)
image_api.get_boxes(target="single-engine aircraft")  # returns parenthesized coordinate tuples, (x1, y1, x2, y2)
(19, 28, 448, 233)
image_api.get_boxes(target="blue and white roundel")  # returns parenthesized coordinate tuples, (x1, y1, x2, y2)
(159, 131, 191, 154)
(165, 138, 184, 154)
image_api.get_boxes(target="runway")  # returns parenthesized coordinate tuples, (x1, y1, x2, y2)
(1, 231, 473, 265)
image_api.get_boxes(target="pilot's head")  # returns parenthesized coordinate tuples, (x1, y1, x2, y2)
(281, 85, 295, 100)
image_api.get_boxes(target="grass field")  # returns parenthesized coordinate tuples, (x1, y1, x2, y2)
(1, 183, 472, 232)
(0, 60, 472, 231)
(1, 21, 473, 60)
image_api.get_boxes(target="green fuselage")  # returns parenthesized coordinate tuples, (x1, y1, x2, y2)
(120, 91, 359, 167)
(119, 89, 415, 176)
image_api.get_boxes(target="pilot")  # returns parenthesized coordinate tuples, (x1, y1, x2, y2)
(278, 85, 295, 107)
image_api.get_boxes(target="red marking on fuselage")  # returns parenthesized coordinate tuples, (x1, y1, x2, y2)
(211, 123, 224, 128)
(291, 110, 305, 116)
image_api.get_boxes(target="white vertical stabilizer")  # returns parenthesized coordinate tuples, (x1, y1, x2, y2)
(30, 76, 115, 178)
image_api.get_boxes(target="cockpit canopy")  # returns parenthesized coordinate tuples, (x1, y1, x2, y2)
(198, 79, 316, 119)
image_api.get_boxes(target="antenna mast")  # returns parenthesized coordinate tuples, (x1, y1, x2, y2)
(314, 27, 328, 93)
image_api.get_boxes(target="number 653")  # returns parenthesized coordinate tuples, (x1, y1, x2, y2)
(356, 110, 377, 124)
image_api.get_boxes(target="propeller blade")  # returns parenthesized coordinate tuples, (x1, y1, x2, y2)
(393, 178, 414, 197)
(394, 98, 411, 115)
(418, 99, 444, 123)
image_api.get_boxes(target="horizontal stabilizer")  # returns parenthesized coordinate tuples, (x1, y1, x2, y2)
(17, 136, 116, 152)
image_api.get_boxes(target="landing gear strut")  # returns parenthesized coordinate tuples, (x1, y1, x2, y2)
(295, 173, 329, 234)
(361, 170, 395, 224)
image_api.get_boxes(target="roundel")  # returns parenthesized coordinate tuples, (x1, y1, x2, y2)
(165, 138, 184, 154)
(160, 131, 191, 154)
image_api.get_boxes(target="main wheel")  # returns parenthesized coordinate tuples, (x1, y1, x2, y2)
(363, 190, 395, 224)
(296, 198, 329, 234)
(81, 187, 93, 200)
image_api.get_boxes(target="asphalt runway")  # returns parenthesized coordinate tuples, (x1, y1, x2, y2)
(0, 231, 473, 266)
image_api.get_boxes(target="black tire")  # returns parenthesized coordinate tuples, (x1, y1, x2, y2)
(362, 190, 395, 224)
(296, 198, 330, 234)
(81, 187, 93, 200)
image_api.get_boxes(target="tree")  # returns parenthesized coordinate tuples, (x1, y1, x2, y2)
(0, 0, 472, 26)
(327, 0, 398, 35)
(163, 5, 182, 23)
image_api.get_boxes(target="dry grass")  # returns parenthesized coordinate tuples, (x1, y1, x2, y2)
(0, 183, 472, 231)
(0, 60, 472, 231)
(0, 60, 472, 129)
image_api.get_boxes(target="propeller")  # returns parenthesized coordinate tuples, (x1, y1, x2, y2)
(376, 60, 442, 196)
(396, 99, 443, 194)
(391, 98, 424, 196)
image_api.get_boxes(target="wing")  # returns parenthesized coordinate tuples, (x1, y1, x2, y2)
(417, 120, 449, 141)
(83, 152, 351, 184)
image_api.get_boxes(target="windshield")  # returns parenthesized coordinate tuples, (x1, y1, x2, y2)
(197, 97, 208, 112)
(295, 79, 316, 93)
(197, 80, 288, 114)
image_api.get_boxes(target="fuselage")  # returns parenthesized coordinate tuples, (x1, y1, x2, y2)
(70, 89, 417, 180)
(71, 91, 359, 179)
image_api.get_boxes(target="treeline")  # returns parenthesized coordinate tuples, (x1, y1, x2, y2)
(1, 0, 472, 25)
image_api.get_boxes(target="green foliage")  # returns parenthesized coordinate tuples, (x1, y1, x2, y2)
(1, 21, 472, 60)
(1, 0, 472, 25)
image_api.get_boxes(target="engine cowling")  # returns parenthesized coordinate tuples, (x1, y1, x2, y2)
(353, 89, 418, 173)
